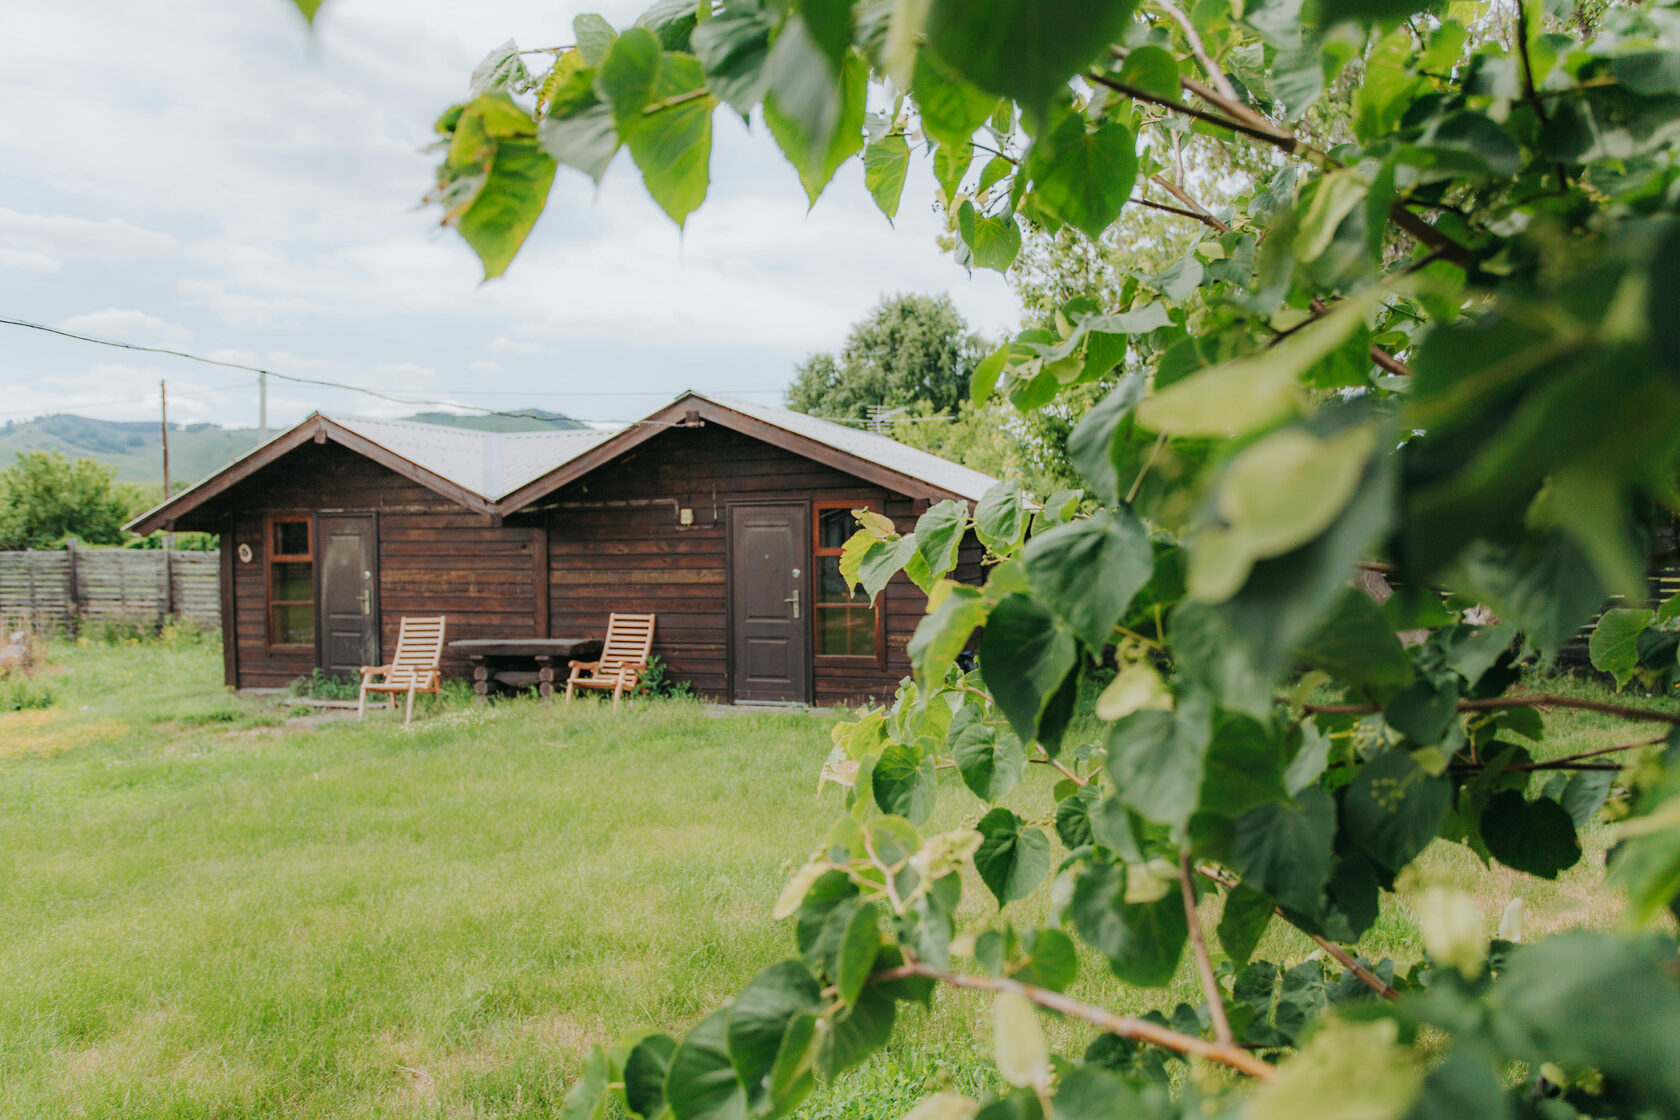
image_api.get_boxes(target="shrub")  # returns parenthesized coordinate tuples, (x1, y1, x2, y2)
(285, 669, 362, 702)
(636, 655, 696, 700)
(0, 676, 52, 712)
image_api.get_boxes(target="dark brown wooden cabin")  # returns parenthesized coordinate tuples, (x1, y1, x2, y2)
(128, 393, 995, 705)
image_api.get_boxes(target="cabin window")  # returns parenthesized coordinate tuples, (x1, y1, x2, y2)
(268, 516, 314, 647)
(813, 501, 882, 659)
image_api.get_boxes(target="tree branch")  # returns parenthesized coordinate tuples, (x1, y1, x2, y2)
(1087, 74, 1295, 150)
(1181, 854, 1236, 1044)
(1301, 694, 1680, 726)
(1152, 0, 1243, 105)
(1135, 195, 1229, 228)
(868, 961, 1278, 1079)
(1149, 174, 1232, 233)
(1195, 865, 1399, 1002)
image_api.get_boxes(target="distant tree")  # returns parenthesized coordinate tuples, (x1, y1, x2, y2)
(0, 452, 136, 549)
(786, 293, 986, 420)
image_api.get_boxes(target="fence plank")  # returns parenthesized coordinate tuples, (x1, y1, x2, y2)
(0, 549, 220, 632)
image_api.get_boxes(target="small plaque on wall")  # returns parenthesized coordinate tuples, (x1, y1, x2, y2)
(237, 543, 253, 563)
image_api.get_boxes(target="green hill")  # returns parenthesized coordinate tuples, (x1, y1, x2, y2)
(0, 409, 585, 485)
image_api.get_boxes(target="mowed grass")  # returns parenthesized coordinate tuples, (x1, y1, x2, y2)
(0, 636, 1667, 1118)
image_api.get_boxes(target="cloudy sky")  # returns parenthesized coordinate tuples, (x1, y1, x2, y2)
(0, 0, 1023, 431)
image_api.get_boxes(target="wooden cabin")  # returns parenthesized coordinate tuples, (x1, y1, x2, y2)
(127, 392, 994, 706)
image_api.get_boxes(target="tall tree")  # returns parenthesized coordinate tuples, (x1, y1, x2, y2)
(0, 452, 135, 549)
(786, 293, 986, 420)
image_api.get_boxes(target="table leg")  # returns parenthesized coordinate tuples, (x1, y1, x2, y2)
(472, 661, 490, 704)
(535, 655, 554, 704)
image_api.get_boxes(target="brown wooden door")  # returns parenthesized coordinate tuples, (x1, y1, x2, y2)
(729, 503, 809, 703)
(318, 514, 379, 676)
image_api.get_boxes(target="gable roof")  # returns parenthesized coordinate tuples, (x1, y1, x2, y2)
(126, 392, 999, 536)
(497, 392, 999, 512)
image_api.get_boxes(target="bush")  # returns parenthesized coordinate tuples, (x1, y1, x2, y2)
(0, 676, 52, 712)
(636, 655, 696, 700)
(285, 669, 362, 702)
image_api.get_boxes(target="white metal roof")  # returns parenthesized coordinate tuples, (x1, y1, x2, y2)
(326, 415, 614, 500)
(691, 393, 1000, 502)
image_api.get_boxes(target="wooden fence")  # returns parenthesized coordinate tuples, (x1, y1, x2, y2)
(0, 546, 219, 633)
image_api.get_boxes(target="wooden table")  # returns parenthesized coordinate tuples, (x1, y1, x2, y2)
(449, 637, 602, 703)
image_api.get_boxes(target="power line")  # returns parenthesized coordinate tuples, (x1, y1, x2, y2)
(0, 315, 770, 423)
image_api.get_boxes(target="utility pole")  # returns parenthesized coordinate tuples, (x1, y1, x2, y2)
(160, 380, 173, 552)
(258, 370, 267, 441)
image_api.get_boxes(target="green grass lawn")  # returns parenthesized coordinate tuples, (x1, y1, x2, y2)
(0, 634, 1664, 1118)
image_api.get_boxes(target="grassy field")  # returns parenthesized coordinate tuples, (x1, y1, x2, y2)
(0, 633, 1664, 1118)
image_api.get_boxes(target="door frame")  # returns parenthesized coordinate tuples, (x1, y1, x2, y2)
(723, 500, 812, 705)
(313, 510, 381, 675)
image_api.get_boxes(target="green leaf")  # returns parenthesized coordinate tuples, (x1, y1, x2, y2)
(1560, 768, 1613, 829)
(873, 741, 936, 825)
(763, 26, 866, 203)
(1024, 508, 1153, 651)
(909, 583, 990, 689)
(859, 535, 917, 604)
(1134, 288, 1378, 438)
(1491, 932, 1680, 1112)
(952, 722, 1026, 801)
(971, 343, 1010, 406)
(924, 0, 1140, 123)
(621, 53, 714, 226)
(1249, 1019, 1420, 1120)
(974, 807, 1052, 905)
(1383, 672, 1459, 745)
(561, 1043, 611, 1120)
(1343, 749, 1452, 873)
(538, 103, 621, 183)
(457, 138, 557, 281)
(1200, 713, 1292, 818)
(979, 594, 1077, 747)
(993, 990, 1049, 1088)
(1066, 372, 1147, 506)
(636, 0, 700, 50)
(1069, 859, 1188, 986)
(472, 39, 533, 95)
(1480, 792, 1581, 879)
(913, 51, 999, 148)
(597, 27, 663, 118)
(817, 984, 895, 1078)
(1054, 794, 1094, 849)
(1293, 169, 1367, 263)
(863, 134, 911, 220)
(666, 1010, 749, 1120)
(934, 141, 973, 200)
(691, 5, 774, 115)
(622, 1033, 675, 1120)
(974, 479, 1027, 553)
(835, 904, 882, 1005)
(1218, 883, 1274, 969)
(725, 962, 822, 1107)
(1053, 1065, 1144, 1120)
(574, 14, 620, 65)
(1016, 927, 1078, 991)
(1229, 787, 1337, 915)
(956, 201, 1021, 272)
(1590, 607, 1654, 689)
(1105, 697, 1212, 831)
(1026, 108, 1136, 239)
(914, 500, 968, 580)
(1118, 45, 1179, 101)
(1292, 586, 1413, 698)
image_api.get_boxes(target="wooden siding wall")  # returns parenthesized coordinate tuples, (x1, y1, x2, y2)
(532, 424, 983, 707)
(197, 443, 541, 689)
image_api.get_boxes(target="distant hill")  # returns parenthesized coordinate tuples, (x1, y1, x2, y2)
(0, 408, 586, 485)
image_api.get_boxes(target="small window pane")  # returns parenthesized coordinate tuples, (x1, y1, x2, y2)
(817, 507, 856, 550)
(273, 520, 310, 557)
(271, 562, 313, 603)
(270, 603, 314, 646)
(816, 557, 865, 604)
(816, 607, 876, 657)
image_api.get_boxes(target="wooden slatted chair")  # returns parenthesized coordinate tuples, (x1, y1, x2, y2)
(358, 615, 446, 725)
(564, 613, 655, 711)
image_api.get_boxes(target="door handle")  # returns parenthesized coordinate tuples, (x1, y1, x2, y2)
(784, 595, 799, 620)
(360, 588, 371, 615)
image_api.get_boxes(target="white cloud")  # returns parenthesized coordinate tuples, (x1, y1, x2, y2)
(56, 308, 192, 347)
(0, 248, 61, 273)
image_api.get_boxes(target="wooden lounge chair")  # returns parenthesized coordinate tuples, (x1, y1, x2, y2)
(564, 613, 655, 711)
(358, 615, 446, 725)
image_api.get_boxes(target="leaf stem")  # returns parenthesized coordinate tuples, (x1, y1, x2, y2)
(1180, 853, 1236, 1044)
(867, 961, 1278, 1079)
(1301, 694, 1680, 726)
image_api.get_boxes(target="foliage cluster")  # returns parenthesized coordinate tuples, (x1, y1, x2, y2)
(638, 654, 700, 699)
(407, 0, 1680, 1117)
(287, 668, 365, 702)
(787, 293, 989, 421)
(0, 451, 141, 550)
